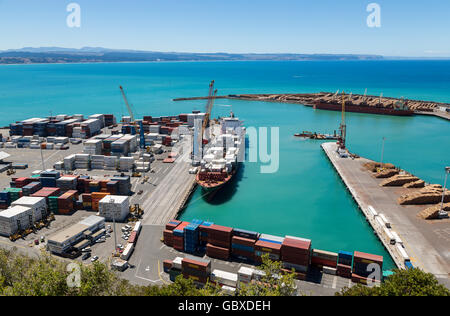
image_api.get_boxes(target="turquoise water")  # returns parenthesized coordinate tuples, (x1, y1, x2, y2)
(1, 60, 450, 270)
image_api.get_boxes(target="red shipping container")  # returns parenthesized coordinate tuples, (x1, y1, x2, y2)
(166, 219, 182, 231)
(255, 240, 282, 254)
(311, 256, 337, 268)
(353, 251, 383, 266)
(81, 193, 92, 202)
(128, 231, 137, 244)
(282, 256, 310, 266)
(206, 243, 230, 260)
(281, 237, 311, 253)
(163, 230, 174, 247)
(337, 264, 352, 278)
(173, 235, 184, 251)
(15, 177, 32, 188)
(232, 236, 256, 248)
(181, 257, 211, 272)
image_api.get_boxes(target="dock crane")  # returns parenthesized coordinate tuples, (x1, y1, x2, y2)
(338, 91, 347, 149)
(119, 85, 145, 149)
(120, 85, 135, 123)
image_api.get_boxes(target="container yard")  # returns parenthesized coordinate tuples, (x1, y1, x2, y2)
(0, 109, 199, 269)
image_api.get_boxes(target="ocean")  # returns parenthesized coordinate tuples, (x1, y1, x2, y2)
(1, 60, 450, 270)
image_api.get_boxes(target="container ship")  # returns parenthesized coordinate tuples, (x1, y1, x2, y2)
(310, 100, 414, 116)
(196, 112, 245, 194)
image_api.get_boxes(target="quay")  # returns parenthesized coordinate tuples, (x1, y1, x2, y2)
(141, 142, 196, 226)
(416, 110, 450, 121)
(322, 142, 450, 287)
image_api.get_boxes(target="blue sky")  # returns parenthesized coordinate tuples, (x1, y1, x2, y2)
(0, 0, 449, 56)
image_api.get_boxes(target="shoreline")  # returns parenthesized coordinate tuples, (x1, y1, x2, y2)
(2, 58, 450, 67)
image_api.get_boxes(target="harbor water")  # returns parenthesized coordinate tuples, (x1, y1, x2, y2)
(1, 60, 450, 270)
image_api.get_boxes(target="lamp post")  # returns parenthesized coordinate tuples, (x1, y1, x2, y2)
(109, 197, 118, 255)
(438, 167, 450, 219)
(40, 145, 45, 170)
(380, 137, 386, 169)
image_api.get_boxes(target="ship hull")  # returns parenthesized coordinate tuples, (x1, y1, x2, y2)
(311, 102, 414, 116)
(196, 163, 239, 194)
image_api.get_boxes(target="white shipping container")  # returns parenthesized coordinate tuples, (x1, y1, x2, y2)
(237, 267, 254, 284)
(133, 221, 141, 234)
(211, 269, 238, 288)
(98, 195, 130, 222)
(120, 243, 134, 260)
(172, 257, 183, 270)
(11, 197, 47, 223)
(0, 206, 32, 236)
(323, 266, 337, 275)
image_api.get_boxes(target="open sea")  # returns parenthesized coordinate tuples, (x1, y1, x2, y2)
(1, 60, 450, 270)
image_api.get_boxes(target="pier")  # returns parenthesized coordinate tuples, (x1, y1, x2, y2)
(322, 142, 450, 287)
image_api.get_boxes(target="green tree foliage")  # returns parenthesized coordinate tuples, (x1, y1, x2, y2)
(238, 254, 298, 296)
(0, 249, 297, 296)
(337, 268, 450, 296)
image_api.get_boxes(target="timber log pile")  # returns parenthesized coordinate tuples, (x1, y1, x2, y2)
(232, 92, 449, 112)
(399, 185, 450, 205)
(380, 174, 420, 187)
(418, 203, 450, 220)
(363, 162, 396, 172)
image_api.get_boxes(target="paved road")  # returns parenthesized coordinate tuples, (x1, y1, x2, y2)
(141, 144, 195, 225)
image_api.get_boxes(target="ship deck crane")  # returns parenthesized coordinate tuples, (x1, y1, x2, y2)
(201, 80, 217, 145)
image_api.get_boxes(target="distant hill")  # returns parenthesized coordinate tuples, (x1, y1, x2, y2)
(0, 47, 385, 64)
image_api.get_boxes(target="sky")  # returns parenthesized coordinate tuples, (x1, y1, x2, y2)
(0, 0, 449, 56)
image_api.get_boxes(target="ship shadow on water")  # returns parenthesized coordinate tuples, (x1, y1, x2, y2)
(201, 163, 246, 205)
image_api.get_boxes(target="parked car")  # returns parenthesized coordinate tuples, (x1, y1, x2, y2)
(82, 253, 91, 260)
(91, 256, 99, 262)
